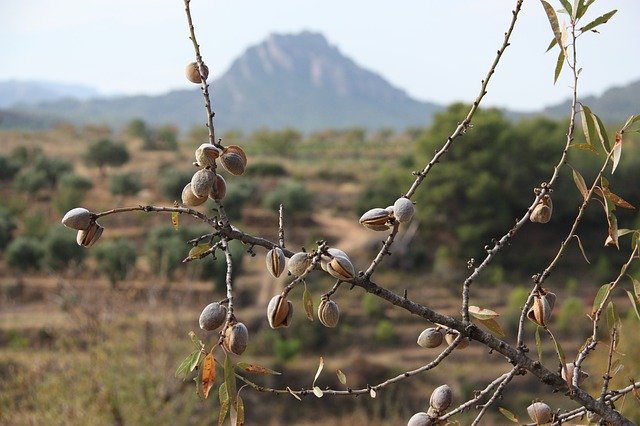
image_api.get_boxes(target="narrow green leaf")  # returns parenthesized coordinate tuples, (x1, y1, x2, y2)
(579, 9, 617, 32)
(468, 305, 500, 320)
(625, 290, 640, 322)
(224, 354, 237, 410)
(572, 235, 590, 264)
(336, 369, 347, 386)
(535, 326, 543, 361)
(313, 386, 324, 398)
(189, 331, 204, 350)
(175, 350, 200, 379)
(545, 36, 557, 52)
(591, 112, 611, 152)
(579, 107, 592, 146)
(236, 362, 281, 375)
(312, 356, 324, 387)
(559, 0, 573, 16)
(218, 383, 229, 426)
(540, 1, 564, 50)
(303, 284, 314, 321)
(569, 143, 598, 154)
(498, 407, 519, 423)
(189, 350, 202, 373)
(571, 168, 588, 200)
(477, 317, 506, 337)
(622, 114, 640, 131)
(554, 41, 564, 84)
(547, 330, 566, 380)
(606, 301, 620, 333)
(592, 284, 610, 316)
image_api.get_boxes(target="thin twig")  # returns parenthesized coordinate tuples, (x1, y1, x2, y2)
(183, 0, 219, 148)
(278, 204, 285, 248)
(470, 366, 520, 426)
(599, 328, 617, 402)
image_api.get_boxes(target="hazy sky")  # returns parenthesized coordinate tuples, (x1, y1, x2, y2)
(1, 0, 638, 111)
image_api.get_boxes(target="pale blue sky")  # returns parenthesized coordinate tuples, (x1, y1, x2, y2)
(1, 0, 638, 111)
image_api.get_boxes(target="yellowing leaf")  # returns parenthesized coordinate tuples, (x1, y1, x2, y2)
(336, 369, 347, 385)
(498, 407, 519, 423)
(468, 305, 500, 320)
(303, 285, 314, 321)
(540, 1, 564, 51)
(477, 317, 506, 337)
(188, 243, 213, 260)
(171, 211, 180, 230)
(218, 383, 230, 426)
(571, 168, 588, 200)
(235, 395, 245, 426)
(202, 352, 216, 399)
(236, 362, 281, 375)
(601, 187, 635, 210)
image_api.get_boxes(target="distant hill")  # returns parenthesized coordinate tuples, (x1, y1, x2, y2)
(0, 80, 100, 108)
(541, 79, 640, 123)
(2, 32, 441, 132)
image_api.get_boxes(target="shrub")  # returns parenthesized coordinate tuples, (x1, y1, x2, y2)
(53, 173, 94, 215)
(94, 239, 137, 286)
(4, 237, 44, 271)
(158, 169, 193, 201)
(374, 319, 398, 345)
(223, 180, 258, 221)
(0, 156, 21, 181)
(109, 172, 142, 196)
(244, 162, 288, 177)
(43, 227, 85, 271)
(84, 138, 130, 170)
(0, 208, 17, 250)
(12, 169, 49, 193)
(22, 211, 49, 239)
(263, 181, 312, 219)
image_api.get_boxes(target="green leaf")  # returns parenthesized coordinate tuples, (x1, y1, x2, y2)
(498, 407, 519, 423)
(569, 143, 598, 154)
(175, 350, 200, 379)
(591, 112, 611, 152)
(571, 168, 588, 200)
(625, 290, 640, 322)
(592, 284, 610, 316)
(218, 383, 229, 426)
(579, 9, 617, 32)
(559, 0, 573, 16)
(189, 350, 202, 373)
(189, 330, 204, 350)
(313, 386, 324, 398)
(579, 107, 593, 146)
(547, 330, 566, 378)
(622, 114, 640, 132)
(553, 44, 564, 83)
(303, 284, 314, 321)
(468, 305, 500, 320)
(188, 243, 213, 260)
(224, 354, 236, 410)
(336, 369, 347, 385)
(236, 362, 281, 375)
(477, 317, 506, 337)
(606, 301, 620, 333)
(535, 326, 543, 361)
(540, 1, 564, 50)
(312, 356, 324, 387)
(545, 36, 557, 52)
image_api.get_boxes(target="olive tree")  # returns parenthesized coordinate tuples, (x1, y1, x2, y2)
(59, 1, 640, 424)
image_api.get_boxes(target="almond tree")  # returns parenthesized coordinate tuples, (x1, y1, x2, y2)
(60, 0, 639, 424)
